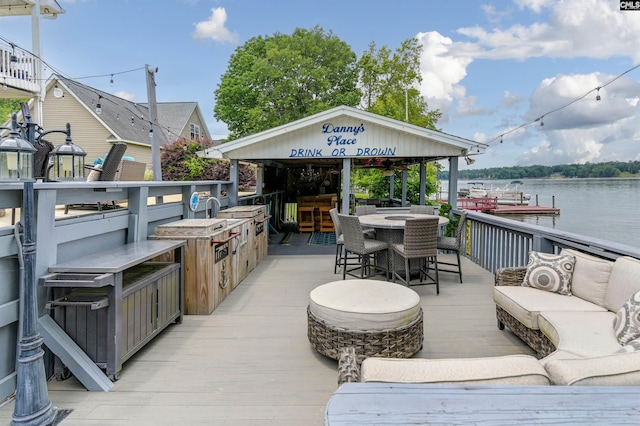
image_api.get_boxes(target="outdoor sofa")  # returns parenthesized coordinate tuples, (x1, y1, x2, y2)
(337, 248, 640, 386)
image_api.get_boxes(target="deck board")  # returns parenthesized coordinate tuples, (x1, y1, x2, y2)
(0, 253, 534, 425)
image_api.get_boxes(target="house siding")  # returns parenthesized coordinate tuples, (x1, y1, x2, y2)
(42, 87, 152, 167)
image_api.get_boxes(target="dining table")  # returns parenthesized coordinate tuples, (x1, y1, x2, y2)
(357, 213, 449, 274)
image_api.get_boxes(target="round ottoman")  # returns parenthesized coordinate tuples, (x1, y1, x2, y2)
(307, 279, 423, 361)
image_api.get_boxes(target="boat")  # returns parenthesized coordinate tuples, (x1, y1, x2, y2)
(458, 181, 530, 206)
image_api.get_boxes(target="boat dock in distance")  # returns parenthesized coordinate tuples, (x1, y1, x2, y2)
(454, 181, 560, 215)
(455, 197, 560, 215)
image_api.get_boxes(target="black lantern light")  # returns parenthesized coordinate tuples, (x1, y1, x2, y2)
(0, 114, 35, 180)
(48, 123, 86, 181)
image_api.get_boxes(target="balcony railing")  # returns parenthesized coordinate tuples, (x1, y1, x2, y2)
(0, 40, 41, 95)
(462, 210, 640, 273)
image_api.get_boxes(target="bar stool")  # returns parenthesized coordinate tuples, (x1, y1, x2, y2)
(298, 207, 315, 233)
(319, 207, 335, 232)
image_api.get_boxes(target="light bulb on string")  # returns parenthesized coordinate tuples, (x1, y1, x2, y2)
(96, 95, 102, 115)
(131, 116, 135, 126)
(110, 74, 114, 85)
(596, 87, 601, 101)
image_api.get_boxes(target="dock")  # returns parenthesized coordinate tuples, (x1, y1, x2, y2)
(492, 205, 560, 215)
(452, 198, 560, 215)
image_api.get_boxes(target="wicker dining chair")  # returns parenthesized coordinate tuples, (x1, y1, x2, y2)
(338, 213, 389, 280)
(355, 205, 377, 216)
(409, 205, 436, 215)
(391, 217, 440, 293)
(436, 210, 469, 283)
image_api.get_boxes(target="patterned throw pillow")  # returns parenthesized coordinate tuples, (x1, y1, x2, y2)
(613, 291, 640, 346)
(616, 336, 640, 353)
(522, 251, 576, 295)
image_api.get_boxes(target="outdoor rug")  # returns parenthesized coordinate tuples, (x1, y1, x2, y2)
(308, 232, 336, 245)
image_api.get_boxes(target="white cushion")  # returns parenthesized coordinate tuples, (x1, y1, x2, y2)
(538, 311, 621, 357)
(360, 355, 550, 385)
(560, 249, 613, 307)
(309, 280, 420, 331)
(493, 286, 606, 329)
(539, 350, 583, 366)
(603, 256, 640, 312)
(544, 351, 640, 385)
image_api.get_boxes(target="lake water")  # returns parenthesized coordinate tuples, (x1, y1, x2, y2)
(451, 178, 640, 249)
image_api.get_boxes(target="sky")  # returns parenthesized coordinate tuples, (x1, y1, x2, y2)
(2, 0, 640, 169)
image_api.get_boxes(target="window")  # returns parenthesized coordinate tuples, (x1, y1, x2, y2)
(189, 123, 201, 140)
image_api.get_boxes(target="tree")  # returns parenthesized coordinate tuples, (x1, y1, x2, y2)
(353, 38, 442, 200)
(0, 99, 26, 122)
(214, 26, 361, 140)
(358, 38, 441, 129)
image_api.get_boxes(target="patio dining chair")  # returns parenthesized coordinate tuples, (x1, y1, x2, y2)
(409, 205, 436, 215)
(338, 213, 389, 280)
(355, 205, 377, 216)
(436, 210, 468, 283)
(391, 217, 440, 293)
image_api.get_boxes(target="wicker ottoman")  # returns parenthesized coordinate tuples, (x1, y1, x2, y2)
(307, 279, 423, 361)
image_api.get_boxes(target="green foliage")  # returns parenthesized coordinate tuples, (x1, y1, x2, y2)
(0, 99, 26, 123)
(352, 163, 440, 204)
(214, 26, 361, 140)
(442, 161, 640, 180)
(358, 38, 441, 129)
(161, 138, 256, 189)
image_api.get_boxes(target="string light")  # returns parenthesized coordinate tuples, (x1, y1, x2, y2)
(95, 95, 102, 115)
(487, 63, 640, 146)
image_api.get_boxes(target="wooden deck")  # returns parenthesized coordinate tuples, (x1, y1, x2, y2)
(0, 250, 534, 425)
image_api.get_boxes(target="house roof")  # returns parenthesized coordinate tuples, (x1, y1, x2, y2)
(49, 75, 210, 147)
(201, 105, 485, 167)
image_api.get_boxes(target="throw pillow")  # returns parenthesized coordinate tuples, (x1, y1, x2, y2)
(86, 164, 102, 182)
(613, 290, 640, 346)
(616, 336, 640, 353)
(522, 251, 576, 295)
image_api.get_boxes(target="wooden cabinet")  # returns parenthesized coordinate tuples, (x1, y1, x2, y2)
(42, 240, 185, 380)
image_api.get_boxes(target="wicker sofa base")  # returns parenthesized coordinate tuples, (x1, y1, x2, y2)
(496, 306, 555, 358)
(307, 307, 423, 362)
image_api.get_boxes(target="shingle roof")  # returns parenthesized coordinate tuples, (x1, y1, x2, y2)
(54, 75, 209, 146)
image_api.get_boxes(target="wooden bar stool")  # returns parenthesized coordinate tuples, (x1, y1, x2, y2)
(319, 207, 335, 233)
(298, 207, 315, 233)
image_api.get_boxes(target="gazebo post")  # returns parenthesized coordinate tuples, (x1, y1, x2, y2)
(401, 170, 408, 206)
(448, 156, 459, 209)
(419, 161, 426, 205)
(341, 158, 351, 214)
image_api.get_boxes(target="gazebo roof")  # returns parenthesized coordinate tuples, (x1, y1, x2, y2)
(200, 106, 485, 168)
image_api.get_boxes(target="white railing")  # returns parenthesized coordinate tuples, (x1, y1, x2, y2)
(0, 40, 41, 94)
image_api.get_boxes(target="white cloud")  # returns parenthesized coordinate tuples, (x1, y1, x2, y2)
(415, 0, 640, 166)
(192, 7, 238, 44)
(457, 96, 496, 117)
(503, 91, 523, 109)
(114, 91, 135, 101)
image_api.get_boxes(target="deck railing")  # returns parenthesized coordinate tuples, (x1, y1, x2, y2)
(461, 210, 640, 273)
(0, 40, 41, 94)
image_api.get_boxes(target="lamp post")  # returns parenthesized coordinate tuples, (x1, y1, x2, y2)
(0, 114, 55, 425)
